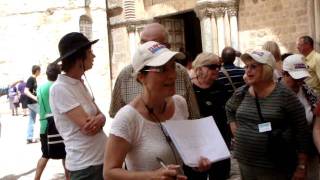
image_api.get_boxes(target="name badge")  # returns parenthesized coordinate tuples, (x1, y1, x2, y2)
(258, 122, 272, 133)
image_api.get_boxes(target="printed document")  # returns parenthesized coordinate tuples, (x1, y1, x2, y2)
(162, 116, 230, 167)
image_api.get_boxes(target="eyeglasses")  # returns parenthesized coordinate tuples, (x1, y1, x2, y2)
(205, 64, 221, 70)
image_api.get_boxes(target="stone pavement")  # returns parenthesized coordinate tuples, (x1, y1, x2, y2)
(0, 113, 240, 180)
(0, 114, 66, 180)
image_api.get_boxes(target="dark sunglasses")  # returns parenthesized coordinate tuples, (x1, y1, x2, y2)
(205, 64, 221, 70)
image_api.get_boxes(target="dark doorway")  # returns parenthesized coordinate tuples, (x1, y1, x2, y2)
(156, 11, 202, 61)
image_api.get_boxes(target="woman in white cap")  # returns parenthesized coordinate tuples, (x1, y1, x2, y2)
(282, 54, 319, 180)
(50, 32, 107, 180)
(225, 50, 311, 179)
(104, 41, 210, 180)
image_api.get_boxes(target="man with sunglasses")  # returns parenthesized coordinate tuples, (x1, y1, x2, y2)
(109, 23, 200, 120)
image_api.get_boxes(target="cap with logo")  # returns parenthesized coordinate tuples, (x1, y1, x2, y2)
(241, 49, 276, 69)
(132, 41, 184, 73)
(283, 54, 310, 79)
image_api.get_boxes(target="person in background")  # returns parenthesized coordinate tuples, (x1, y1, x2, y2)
(226, 50, 311, 179)
(218, 47, 245, 99)
(262, 41, 282, 82)
(50, 32, 107, 180)
(282, 54, 319, 180)
(109, 22, 200, 120)
(188, 52, 231, 180)
(104, 41, 210, 180)
(0, 81, 21, 137)
(35, 63, 69, 180)
(8, 86, 19, 116)
(25, 65, 41, 144)
(297, 36, 320, 95)
(18, 80, 28, 116)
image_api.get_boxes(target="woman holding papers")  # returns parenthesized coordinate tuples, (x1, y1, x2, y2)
(188, 52, 231, 180)
(104, 41, 210, 180)
(225, 50, 311, 180)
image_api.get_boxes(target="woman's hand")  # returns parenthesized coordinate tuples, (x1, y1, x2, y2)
(192, 156, 211, 172)
(81, 113, 106, 135)
(151, 165, 187, 180)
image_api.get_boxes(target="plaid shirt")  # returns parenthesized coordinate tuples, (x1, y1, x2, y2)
(109, 63, 200, 119)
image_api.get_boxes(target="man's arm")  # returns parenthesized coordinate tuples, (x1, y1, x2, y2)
(0, 87, 8, 97)
(24, 87, 37, 101)
(109, 66, 131, 118)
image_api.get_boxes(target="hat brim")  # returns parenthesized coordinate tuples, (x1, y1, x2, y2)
(241, 53, 263, 64)
(146, 51, 185, 67)
(53, 39, 99, 64)
(288, 71, 310, 80)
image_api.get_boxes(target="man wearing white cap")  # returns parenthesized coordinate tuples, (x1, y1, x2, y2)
(282, 54, 319, 180)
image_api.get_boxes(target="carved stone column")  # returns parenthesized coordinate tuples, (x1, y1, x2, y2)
(127, 25, 137, 60)
(211, 13, 219, 55)
(195, 7, 213, 52)
(215, 7, 226, 55)
(228, 7, 239, 51)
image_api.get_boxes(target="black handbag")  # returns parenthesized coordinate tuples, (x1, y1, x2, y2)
(39, 89, 66, 159)
(254, 91, 297, 171)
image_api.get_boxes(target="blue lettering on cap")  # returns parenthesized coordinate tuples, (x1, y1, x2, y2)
(148, 44, 166, 54)
(294, 63, 307, 69)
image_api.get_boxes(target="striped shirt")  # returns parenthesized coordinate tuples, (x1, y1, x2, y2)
(218, 64, 245, 99)
(225, 83, 311, 168)
(109, 63, 200, 119)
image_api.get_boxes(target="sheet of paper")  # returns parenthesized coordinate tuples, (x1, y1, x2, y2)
(162, 116, 230, 167)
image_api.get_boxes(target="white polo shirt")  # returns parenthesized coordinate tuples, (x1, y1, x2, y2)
(49, 74, 107, 171)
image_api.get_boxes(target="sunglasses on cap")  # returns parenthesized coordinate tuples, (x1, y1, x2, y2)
(205, 64, 221, 70)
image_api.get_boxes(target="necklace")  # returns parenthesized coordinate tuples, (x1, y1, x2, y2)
(140, 96, 167, 115)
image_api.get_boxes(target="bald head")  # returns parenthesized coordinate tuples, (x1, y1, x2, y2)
(221, 47, 236, 64)
(140, 23, 168, 46)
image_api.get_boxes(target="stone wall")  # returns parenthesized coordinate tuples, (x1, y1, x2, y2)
(0, 0, 111, 115)
(238, 0, 312, 53)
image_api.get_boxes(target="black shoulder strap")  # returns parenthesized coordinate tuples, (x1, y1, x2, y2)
(254, 90, 266, 123)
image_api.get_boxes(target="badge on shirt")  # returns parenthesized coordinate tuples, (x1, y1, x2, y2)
(258, 122, 272, 133)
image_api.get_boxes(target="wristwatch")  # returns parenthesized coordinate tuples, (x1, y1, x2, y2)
(297, 164, 306, 170)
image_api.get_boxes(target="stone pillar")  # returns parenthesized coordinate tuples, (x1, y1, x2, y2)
(224, 11, 231, 48)
(211, 13, 219, 55)
(127, 25, 137, 61)
(215, 7, 226, 55)
(228, 7, 239, 51)
(195, 7, 213, 52)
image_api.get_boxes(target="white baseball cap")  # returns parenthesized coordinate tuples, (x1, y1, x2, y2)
(132, 41, 184, 73)
(241, 49, 276, 68)
(283, 54, 310, 79)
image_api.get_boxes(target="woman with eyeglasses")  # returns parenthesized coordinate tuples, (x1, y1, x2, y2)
(104, 41, 210, 180)
(186, 52, 232, 180)
(226, 50, 311, 180)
